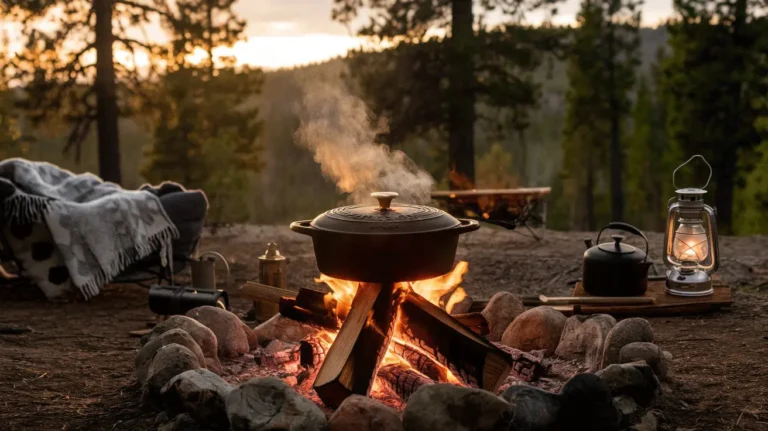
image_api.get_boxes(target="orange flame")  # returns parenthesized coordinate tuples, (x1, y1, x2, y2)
(314, 262, 471, 390)
(411, 261, 469, 313)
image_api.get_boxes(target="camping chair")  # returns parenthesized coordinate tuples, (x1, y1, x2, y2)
(0, 184, 209, 293)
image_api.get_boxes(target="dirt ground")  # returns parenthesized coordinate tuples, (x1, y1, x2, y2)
(1, 225, 767, 431)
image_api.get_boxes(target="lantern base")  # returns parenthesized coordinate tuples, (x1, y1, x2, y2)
(665, 269, 713, 297)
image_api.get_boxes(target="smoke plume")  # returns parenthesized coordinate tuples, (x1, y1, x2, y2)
(294, 75, 435, 205)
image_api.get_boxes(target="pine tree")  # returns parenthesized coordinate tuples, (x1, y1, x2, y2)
(560, 0, 641, 230)
(334, 0, 561, 189)
(0, 0, 180, 183)
(663, 0, 765, 233)
(141, 0, 262, 221)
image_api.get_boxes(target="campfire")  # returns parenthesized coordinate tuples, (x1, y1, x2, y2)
(253, 261, 544, 409)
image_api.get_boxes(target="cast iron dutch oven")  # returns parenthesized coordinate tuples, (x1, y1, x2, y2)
(582, 222, 652, 296)
(290, 192, 480, 282)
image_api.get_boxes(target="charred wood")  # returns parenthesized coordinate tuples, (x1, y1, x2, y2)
(377, 363, 434, 400)
(492, 342, 547, 382)
(390, 338, 451, 383)
(279, 288, 339, 330)
(299, 335, 330, 368)
(395, 289, 512, 391)
(254, 344, 301, 367)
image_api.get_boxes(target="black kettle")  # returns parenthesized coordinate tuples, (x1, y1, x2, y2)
(582, 222, 652, 296)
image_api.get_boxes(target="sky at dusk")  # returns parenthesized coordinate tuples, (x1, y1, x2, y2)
(230, 0, 674, 69)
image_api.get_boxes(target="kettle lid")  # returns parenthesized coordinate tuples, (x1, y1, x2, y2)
(598, 235, 637, 255)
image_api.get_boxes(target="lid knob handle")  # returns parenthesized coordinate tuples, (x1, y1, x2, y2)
(371, 192, 399, 210)
(611, 234, 624, 250)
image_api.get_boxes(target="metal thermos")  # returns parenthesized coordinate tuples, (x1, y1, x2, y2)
(253, 243, 288, 320)
(259, 243, 287, 289)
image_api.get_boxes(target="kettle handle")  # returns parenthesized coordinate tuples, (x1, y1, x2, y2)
(596, 222, 649, 261)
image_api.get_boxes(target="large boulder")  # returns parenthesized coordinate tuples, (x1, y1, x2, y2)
(502, 306, 567, 356)
(619, 342, 668, 380)
(143, 315, 222, 373)
(501, 385, 560, 430)
(601, 318, 654, 368)
(403, 384, 513, 431)
(329, 395, 403, 431)
(162, 368, 233, 429)
(481, 292, 525, 342)
(557, 373, 621, 431)
(596, 362, 661, 407)
(225, 377, 327, 431)
(187, 306, 258, 358)
(555, 314, 616, 371)
(146, 344, 202, 399)
(136, 329, 206, 384)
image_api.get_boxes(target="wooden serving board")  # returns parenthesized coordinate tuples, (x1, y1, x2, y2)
(560, 279, 732, 317)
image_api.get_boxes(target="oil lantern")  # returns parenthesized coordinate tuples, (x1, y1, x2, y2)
(663, 155, 720, 297)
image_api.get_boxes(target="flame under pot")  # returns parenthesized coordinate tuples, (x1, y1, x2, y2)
(290, 192, 480, 283)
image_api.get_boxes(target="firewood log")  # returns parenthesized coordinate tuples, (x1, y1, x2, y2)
(377, 363, 434, 400)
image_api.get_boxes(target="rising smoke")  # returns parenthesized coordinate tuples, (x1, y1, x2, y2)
(294, 74, 435, 205)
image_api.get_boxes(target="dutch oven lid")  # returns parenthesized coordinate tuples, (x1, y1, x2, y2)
(310, 192, 461, 235)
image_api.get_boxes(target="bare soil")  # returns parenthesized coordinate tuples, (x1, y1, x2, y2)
(1, 225, 767, 431)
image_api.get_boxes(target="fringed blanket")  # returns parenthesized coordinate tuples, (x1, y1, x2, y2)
(0, 158, 179, 299)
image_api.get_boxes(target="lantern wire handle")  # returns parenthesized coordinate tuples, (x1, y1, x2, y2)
(673, 154, 712, 190)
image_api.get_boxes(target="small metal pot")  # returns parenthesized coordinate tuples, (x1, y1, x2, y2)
(582, 222, 652, 296)
(290, 192, 480, 282)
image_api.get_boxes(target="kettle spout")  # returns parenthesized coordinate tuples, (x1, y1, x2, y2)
(584, 238, 594, 249)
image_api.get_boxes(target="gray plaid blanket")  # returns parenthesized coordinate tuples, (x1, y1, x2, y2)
(0, 158, 178, 298)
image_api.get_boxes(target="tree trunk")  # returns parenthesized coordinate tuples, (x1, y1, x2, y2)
(448, 0, 475, 190)
(586, 157, 596, 231)
(715, 143, 737, 234)
(607, 20, 624, 221)
(94, 0, 122, 184)
(518, 128, 527, 185)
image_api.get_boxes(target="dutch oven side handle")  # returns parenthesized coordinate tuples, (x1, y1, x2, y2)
(290, 220, 317, 236)
(452, 219, 481, 233)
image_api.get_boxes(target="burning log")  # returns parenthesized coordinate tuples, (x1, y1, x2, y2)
(279, 288, 339, 330)
(254, 344, 301, 367)
(390, 339, 451, 383)
(313, 283, 406, 409)
(492, 342, 546, 382)
(299, 335, 331, 368)
(377, 363, 434, 400)
(452, 312, 490, 336)
(395, 289, 512, 390)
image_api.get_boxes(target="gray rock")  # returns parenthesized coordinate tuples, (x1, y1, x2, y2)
(449, 295, 473, 315)
(136, 329, 206, 384)
(187, 306, 257, 358)
(144, 315, 222, 372)
(329, 395, 403, 431)
(403, 384, 513, 431)
(596, 362, 661, 407)
(601, 318, 654, 368)
(226, 377, 327, 431)
(481, 292, 525, 342)
(555, 314, 616, 370)
(253, 314, 318, 346)
(502, 306, 567, 356)
(162, 368, 233, 428)
(619, 342, 668, 379)
(631, 412, 658, 431)
(266, 339, 297, 354)
(557, 373, 620, 431)
(501, 385, 560, 430)
(157, 413, 206, 431)
(146, 344, 202, 397)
